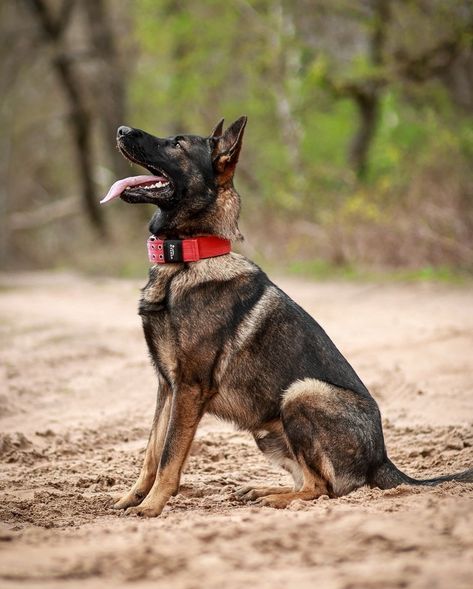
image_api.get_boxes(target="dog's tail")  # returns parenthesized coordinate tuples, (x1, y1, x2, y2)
(370, 458, 473, 489)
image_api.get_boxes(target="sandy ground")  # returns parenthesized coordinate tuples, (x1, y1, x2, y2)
(0, 271, 472, 589)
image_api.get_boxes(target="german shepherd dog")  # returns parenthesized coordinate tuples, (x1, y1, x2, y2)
(102, 116, 473, 517)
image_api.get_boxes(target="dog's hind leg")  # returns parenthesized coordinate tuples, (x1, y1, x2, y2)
(114, 381, 172, 510)
(235, 421, 304, 502)
(253, 379, 384, 508)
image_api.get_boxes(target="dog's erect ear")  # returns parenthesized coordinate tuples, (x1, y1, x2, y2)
(210, 118, 225, 138)
(211, 116, 247, 181)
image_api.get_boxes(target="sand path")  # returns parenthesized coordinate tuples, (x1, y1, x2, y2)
(0, 272, 472, 589)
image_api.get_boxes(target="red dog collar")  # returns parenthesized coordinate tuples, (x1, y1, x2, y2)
(147, 235, 231, 264)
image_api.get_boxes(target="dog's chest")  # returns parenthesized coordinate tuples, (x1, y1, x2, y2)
(139, 266, 179, 386)
(138, 262, 231, 387)
(137, 257, 269, 399)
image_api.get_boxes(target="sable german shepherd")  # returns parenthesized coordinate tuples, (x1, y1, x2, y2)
(102, 116, 473, 517)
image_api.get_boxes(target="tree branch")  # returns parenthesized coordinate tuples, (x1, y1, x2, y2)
(9, 197, 80, 231)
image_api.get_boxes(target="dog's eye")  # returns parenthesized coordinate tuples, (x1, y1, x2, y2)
(174, 141, 182, 149)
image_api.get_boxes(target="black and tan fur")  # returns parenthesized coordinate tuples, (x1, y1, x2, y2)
(111, 117, 473, 517)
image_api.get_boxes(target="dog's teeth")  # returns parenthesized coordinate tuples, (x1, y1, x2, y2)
(140, 180, 170, 190)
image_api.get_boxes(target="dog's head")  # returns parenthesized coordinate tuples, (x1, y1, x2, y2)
(101, 117, 247, 240)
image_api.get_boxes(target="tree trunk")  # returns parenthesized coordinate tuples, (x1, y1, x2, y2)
(55, 54, 107, 235)
(82, 0, 129, 178)
(25, 0, 107, 236)
(347, 0, 390, 179)
(349, 91, 379, 179)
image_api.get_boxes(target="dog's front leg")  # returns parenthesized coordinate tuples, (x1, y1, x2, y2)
(114, 381, 172, 510)
(126, 385, 205, 518)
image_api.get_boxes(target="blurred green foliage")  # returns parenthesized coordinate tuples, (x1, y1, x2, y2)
(2, 0, 473, 276)
(127, 1, 473, 246)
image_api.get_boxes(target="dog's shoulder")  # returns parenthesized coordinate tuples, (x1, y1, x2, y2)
(170, 252, 260, 301)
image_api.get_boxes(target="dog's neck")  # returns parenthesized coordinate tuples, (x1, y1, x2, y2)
(149, 184, 243, 241)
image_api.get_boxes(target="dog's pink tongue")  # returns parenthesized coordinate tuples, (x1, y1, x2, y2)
(100, 175, 165, 204)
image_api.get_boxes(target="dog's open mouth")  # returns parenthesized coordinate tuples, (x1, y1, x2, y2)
(100, 174, 172, 204)
(100, 142, 174, 205)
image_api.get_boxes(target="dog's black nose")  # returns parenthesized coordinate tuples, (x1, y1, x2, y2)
(117, 125, 133, 137)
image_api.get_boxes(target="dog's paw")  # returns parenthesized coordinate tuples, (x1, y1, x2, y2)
(253, 494, 291, 509)
(234, 485, 292, 502)
(125, 504, 163, 518)
(254, 490, 320, 509)
(233, 485, 256, 501)
(112, 491, 146, 510)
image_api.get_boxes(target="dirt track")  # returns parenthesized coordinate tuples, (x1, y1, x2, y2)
(0, 272, 472, 589)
